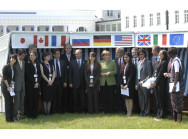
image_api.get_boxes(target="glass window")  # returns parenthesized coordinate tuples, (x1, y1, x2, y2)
(133, 16, 137, 27)
(126, 16, 129, 28)
(157, 13, 161, 25)
(112, 24, 116, 31)
(175, 11, 179, 24)
(150, 14, 153, 26)
(141, 15, 145, 27)
(184, 10, 188, 23)
(106, 24, 111, 31)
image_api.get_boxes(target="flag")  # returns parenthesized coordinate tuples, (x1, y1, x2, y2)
(162, 34, 167, 46)
(72, 39, 90, 46)
(137, 35, 151, 46)
(34, 35, 49, 47)
(153, 34, 158, 45)
(11, 34, 32, 48)
(94, 35, 111, 46)
(170, 34, 184, 45)
(115, 35, 133, 46)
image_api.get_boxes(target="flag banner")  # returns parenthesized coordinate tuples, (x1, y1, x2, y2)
(11, 32, 188, 48)
(137, 35, 151, 46)
(114, 35, 133, 46)
(93, 35, 111, 46)
(170, 34, 184, 45)
(11, 33, 69, 48)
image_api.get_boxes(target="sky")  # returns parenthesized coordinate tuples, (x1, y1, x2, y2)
(1, 0, 188, 18)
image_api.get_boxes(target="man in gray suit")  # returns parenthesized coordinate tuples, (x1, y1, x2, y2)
(14, 49, 26, 121)
(135, 48, 152, 116)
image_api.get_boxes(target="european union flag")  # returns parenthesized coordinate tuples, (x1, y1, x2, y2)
(170, 34, 184, 45)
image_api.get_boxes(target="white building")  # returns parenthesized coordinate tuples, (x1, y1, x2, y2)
(96, 10, 121, 31)
(0, 10, 99, 37)
(121, 9, 188, 32)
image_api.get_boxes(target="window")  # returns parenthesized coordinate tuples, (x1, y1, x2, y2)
(150, 14, 153, 26)
(141, 15, 145, 27)
(133, 16, 137, 27)
(117, 23, 121, 31)
(107, 10, 113, 17)
(118, 12, 121, 18)
(100, 25, 105, 31)
(126, 16, 129, 28)
(175, 11, 179, 24)
(112, 24, 116, 31)
(157, 13, 161, 25)
(184, 10, 188, 23)
(76, 27, 87, 32)
(106, 24, 111, 31)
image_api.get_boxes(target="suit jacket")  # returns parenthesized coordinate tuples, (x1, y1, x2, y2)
(154, 60, 168, 86)
(120, 63, 136, 89)
(115, 57, 121, 86)
(60, 54, 76, 84)
(68, 59, 87, 88)
(84, 62, 101, 86)
(25, 62, 41, 88)
(49, 59, 67, 84)
(14, 59, 25, 92)
(1, 64, 16, 91)
(100, 60, 117, 86)
(135, 58, 152, 87)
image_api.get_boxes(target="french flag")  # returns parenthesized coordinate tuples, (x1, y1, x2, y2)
(51, 35, 66, 47)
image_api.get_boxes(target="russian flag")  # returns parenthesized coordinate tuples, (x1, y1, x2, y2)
(72, 39, 90, 46)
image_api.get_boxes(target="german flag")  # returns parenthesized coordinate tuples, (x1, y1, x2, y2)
(93, 35, 111, 46)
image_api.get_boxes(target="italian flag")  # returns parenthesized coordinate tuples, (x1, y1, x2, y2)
(153, 34, 167, 46)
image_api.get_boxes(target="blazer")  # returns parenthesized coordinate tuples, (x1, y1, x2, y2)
(100, 60, 117, 86)
(1, 64, 15, 91)
(60, 53, 76, 69)
(68, 59, 87, 88)
(120, 63, 136, 89)
(84, 62, 101, 86)
(115, 57, 122, 86)
(14, 59, 25, 92)
(135, 58, 152, 87)
(154, 60, 168, 86)
(49, 59, 67, 84)
(25, 62, 41, 88)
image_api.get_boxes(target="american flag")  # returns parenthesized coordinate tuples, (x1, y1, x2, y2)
(137, 35, 151, 46)
(115, 35, 133, 46)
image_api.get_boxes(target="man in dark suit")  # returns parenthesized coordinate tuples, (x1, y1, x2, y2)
(14, 49, 26, 121)
(115, 47, 126, 113)
(136, 48, 152, 116)
(151, 45, 160, 116)
(131, 48, 140, 114)
(60, 43, 76, 113)
(68, 49, 87, 113)
(50, 49, 67, 114)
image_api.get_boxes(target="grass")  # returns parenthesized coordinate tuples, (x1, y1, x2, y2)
(0, 113, 188, 129)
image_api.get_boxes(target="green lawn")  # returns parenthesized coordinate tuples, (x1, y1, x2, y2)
(0, 113, 188, 129)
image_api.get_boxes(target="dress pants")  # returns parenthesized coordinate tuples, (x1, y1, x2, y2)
(101, 83, 115, 114)
(133, 89, 140, 113)
(52, 78, 63, 113)
(63, 86, 73, 113)
(115, 86, 126, 113)
(138, 86, 150, 115)
(87, 84, 99, 113)
(72, 86, 85, 113)
(14, 91, 25, 118)
(2, 89, 14, 121)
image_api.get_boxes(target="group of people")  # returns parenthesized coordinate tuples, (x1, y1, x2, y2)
(1, 43, 184, 123)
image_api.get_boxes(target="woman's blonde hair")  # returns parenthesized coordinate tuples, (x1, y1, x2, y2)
(101, 50, 110, 59)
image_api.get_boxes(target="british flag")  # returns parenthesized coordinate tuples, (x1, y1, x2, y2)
(137, 35, 151, 46)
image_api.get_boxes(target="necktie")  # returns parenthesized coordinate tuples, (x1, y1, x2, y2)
(20, 61, 22, 70)
(134, 58, 137, 66)
(56, 60, 60, 78)
(119, 58, 121, 71)
(67, 55, 70, 62)
(78, 60, 80, 68)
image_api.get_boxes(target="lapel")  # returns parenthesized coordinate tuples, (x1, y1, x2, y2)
(141, 59, 147, 71)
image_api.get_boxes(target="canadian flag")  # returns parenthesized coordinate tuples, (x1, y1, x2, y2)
(34, 35, 49, 47)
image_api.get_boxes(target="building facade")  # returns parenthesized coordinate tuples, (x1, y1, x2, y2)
(0, 10, 99, 37)
(121, 9, 188, 32)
